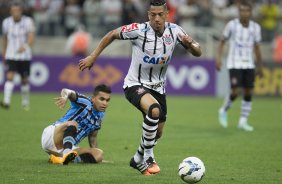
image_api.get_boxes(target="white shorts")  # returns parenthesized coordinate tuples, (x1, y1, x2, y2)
(41, 124, 78, 156)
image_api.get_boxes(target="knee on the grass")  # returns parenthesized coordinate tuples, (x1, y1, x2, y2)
(92, 148, 104, 163)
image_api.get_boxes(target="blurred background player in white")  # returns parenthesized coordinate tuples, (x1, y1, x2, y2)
(1, 1, 35, 110)
(216, 1, 263, 132)
(41, 84, 111, 165)
(79, 0, 201, 175)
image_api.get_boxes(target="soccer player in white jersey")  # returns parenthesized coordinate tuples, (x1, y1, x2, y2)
(216, 2, 263, 132)
(79, 0, 201, 175)
(1, 2, 35, 110)
(41, 84, 111, 165)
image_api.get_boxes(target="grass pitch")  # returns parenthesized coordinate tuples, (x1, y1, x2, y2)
(0, 93, 281, 184)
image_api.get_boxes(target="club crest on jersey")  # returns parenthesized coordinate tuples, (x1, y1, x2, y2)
(163, 34, 173, 45)
(143, 55, 171, 65)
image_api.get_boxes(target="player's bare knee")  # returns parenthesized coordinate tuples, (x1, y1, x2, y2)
(148, 103, 161, 119)
(92, 148, 103, 163)
(21, 80, 29, 85)
(97, 152, 104, 163)
(231, 90, 239, 98)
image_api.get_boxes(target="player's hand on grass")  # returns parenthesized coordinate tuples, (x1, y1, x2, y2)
(79, 55, 95, 71)
(54, 97, 67, 109)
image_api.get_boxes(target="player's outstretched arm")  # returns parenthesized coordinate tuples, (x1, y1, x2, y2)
(79, 28, 122, 71)
(54, 88, 76, 109)
(178, 34, 202, 57)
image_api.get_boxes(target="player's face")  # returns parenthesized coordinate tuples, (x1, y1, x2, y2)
(10, 6, 23, 22)
(239, 5, 251, 22)
(92, 92, 111, 112)
(148, 5, 168, 33)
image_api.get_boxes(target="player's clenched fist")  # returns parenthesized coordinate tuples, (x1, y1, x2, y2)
(178, 33, 193, 45)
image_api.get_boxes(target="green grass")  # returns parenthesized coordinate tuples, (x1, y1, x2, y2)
(0, 93, 281, 184)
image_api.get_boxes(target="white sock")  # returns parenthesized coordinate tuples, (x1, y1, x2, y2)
(239, 100, 252, 125)
(21, 84, 30, 107)
(3, 81, 14, 105)
(144, 148, 154, 159)
(142, 115, 158, 160)
(221, 94, 233, 112)
(134, 141, 144, 163)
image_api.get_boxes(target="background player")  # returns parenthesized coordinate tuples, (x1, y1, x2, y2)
(79, 0, 201, 175)
(216, 1, 263, 132)
(1, 2, 35, 110)
(41, 84, 111, 164)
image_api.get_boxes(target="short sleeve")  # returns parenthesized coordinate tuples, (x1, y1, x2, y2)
(26, 17, 35, 33)
(254, 24, 261, 43)
(120, 23, 140, 40)
(2, 19, 8, 34)
(222, 21, 233, 40)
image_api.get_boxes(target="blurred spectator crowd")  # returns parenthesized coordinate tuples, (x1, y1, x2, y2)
(0, 0, 282, 43)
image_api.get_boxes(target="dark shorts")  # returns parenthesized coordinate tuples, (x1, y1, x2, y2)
(7, 60, 30, 78)
(229, 69, 255, 88)
(124, 85, 167, 122)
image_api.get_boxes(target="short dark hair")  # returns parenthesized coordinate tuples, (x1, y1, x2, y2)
(150, 0, 166, 6)
(240, 1, 252, 9)
(10, 1, 23, 8)
(93, 84, 112, 96)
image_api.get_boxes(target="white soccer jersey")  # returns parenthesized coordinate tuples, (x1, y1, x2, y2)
(223, 18, 261, 69)
(120, 22, 188, 94)
(2, 15, 35, 61)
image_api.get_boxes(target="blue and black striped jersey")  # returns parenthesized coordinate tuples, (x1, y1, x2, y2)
(54, 92, 105, 145)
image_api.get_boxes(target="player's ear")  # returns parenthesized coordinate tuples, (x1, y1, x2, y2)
(91, 96, 96, 102)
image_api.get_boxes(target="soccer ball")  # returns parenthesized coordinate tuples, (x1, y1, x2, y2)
(178, 157, 205, 183)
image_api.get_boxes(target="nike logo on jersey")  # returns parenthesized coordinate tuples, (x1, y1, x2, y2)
(143, 55, 171, 64)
